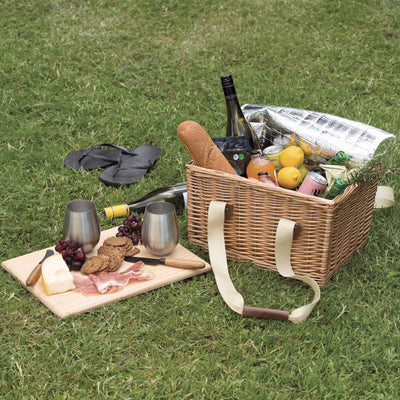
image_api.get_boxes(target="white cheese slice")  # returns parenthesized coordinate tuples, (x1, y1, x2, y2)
(41, 254, 75, 296)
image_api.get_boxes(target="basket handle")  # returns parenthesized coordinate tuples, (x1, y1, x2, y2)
(241, 306, 290, 321)
(374, 186, 395, 208)
(207, 201, 320, 323)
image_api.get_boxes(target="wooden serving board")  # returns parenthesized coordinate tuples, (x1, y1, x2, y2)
(1, 227, 210, 318)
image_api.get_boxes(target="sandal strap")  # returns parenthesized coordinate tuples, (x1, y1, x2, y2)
(111, 152, 154, 178)
(97, 143, 137, 155)
(78, 143, 137, 164)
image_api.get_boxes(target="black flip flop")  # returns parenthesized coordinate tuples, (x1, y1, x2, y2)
(64, 143, 137, 170)
(99, 145, 162, 186)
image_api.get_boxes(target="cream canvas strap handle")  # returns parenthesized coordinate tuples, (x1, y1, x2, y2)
(374, 186, 394, 208)
(207, 200, 320, 323)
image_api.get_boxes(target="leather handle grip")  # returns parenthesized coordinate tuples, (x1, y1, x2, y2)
(26, 263, 42, 287)
(162, 258, 206, 269)
(241, 305, 290, 321)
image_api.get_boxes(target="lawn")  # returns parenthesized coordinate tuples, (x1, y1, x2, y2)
(1, 0, 399, 398)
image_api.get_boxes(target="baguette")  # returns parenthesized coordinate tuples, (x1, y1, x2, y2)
(177, 120, 237, 175)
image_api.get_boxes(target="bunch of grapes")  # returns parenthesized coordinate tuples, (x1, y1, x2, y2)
(55, 239, 87, 271)
(116, 214, 143, 245)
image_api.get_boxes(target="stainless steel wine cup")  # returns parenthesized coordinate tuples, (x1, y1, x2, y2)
(142, 201, 179, 256)
(63, 200, 101, 253)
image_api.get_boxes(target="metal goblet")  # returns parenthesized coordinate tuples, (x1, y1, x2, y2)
(142, 201, 179, 256)
(63, 200, 101, 253)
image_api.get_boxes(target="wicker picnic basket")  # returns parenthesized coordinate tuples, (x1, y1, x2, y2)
(186, 161, 379, 286)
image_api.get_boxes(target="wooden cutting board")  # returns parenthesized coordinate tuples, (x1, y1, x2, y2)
(1, 227, 210, 318)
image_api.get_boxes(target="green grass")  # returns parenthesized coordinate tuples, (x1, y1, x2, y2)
(1, 0, 400, 398)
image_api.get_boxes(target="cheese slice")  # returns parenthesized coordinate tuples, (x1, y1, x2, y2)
(41, 254, 75, 296)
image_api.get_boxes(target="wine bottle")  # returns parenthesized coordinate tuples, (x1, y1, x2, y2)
(220, 74, 261, 151)
(103, 182, 187, 218)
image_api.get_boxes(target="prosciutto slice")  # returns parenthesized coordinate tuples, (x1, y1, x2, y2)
(73, 262, 153, 295)
(73, 275, 99, 295)
(89, 263, 152, 293)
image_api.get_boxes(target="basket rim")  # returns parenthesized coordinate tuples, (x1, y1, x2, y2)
(185, 161, 357, 205)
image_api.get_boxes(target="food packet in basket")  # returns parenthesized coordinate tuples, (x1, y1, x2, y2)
(321, 165, 347, 195)
(212, 136, 251, 176)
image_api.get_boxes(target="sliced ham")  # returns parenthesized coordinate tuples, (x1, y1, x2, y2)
(89, 262, 152, 293)
(73, 261, 153, 295)
(73, 275, 99, 295)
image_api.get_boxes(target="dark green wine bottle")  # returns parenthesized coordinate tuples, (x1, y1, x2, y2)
(103, 182, 187, 218)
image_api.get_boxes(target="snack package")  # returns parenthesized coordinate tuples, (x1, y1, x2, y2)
(321, 165, 348, 195)
(212, 137, 251, 176)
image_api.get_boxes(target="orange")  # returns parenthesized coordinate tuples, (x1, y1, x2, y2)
(277, 167, 302, 189)
(279, 145, 305, 168)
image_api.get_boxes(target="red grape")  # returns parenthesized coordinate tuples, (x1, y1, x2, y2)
(116, 214, 142, 244)
(55, 239, 86, 271)
(64, 248, 74, 257)
(67, 241, 77, 250)
(71, 260, 83, 271)
(75, 249, 85, 261)
(55, 244, 64, 253)
(63, 255, 73, 266)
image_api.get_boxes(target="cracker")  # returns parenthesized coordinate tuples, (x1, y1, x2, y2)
(81, 255, 109, 274)
(103, 236, 132, 248)
(106, 255, 124, 272)
(98, 245, 126, 258)
(125, 247, 140, 257)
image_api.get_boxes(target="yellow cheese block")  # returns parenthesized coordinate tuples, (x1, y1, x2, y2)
(41, 254, 75, 296)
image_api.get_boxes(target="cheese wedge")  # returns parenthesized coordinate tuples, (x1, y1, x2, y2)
(41, 254, 75, 296)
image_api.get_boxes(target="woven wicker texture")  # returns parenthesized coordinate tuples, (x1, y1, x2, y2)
(186, 162, 378, 286)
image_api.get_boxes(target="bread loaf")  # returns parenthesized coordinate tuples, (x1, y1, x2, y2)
(177, 120, 237, 175)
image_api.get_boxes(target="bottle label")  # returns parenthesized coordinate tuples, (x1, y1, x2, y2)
(225, 94, 237, 101)
(103, 204, 129, 218)
(212, 136, 250, 176)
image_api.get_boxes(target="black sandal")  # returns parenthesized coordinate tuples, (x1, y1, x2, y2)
(99, 145, 162, 186)
(64, 143, 137, 170)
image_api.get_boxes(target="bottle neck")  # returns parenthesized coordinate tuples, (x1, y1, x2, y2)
(222, 85, 238, 102)
(222, 75, 240, 103)
(130, 191, 186, 213)
(221, 75, 261, 151)
(250, 151, 262, 160)
(258, 172, 270, 183)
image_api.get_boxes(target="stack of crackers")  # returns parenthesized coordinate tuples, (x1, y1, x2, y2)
(81, 237, 139, 274)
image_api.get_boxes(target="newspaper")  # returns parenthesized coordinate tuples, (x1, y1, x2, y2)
(242, 104, 395, 164)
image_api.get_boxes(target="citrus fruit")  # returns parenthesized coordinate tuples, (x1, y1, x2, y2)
(279, 145, 305, 167)
(289, 133, 297, 146)
(277, 167, 302, 189)
(298, 164, 309, 180)
(299, 141, 313, 158)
